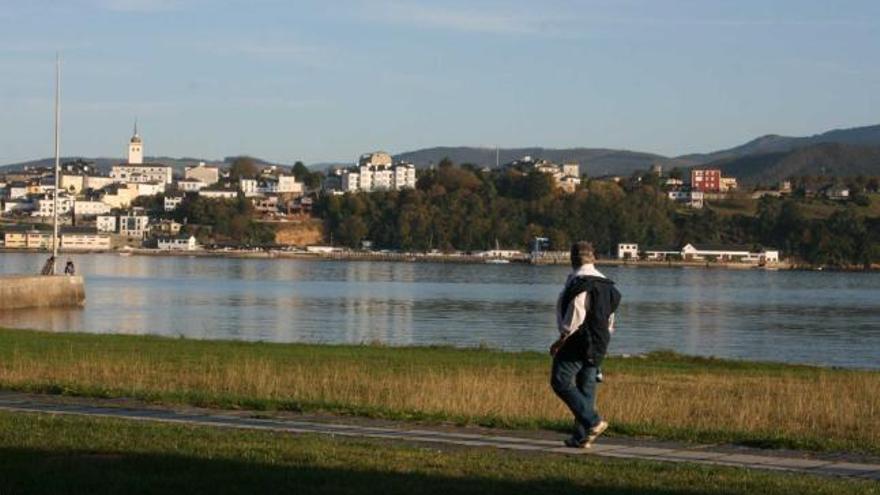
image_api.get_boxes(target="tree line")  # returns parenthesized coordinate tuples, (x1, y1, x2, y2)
(314, 160, 879, 268)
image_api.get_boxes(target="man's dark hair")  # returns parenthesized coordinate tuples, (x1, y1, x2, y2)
(571, 241, 596, 267)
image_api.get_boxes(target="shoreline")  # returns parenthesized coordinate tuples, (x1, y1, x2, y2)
(0, 247, 826, 271)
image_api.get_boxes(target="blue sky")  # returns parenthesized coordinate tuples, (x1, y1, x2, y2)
(1, 0, 879, 165)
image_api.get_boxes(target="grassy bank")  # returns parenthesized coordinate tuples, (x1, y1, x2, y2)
(1, 411, 876, 495)
(1, 328, 879, 455)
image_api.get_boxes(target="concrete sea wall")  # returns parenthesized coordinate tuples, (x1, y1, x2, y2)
(0, 275, 85, 310)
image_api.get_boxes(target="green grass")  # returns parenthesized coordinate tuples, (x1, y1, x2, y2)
(0, 411, 876, 495)
(1, 328, 878, 455)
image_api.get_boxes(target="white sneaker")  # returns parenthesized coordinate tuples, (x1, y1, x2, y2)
(585, 420, 608, 445)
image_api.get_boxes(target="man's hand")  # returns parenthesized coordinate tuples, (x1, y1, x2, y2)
(549, 338, 564, 356)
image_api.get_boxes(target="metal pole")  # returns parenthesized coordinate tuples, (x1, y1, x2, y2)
(52, 53, 61, 273)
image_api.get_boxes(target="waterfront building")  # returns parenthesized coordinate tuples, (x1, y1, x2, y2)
(157, 235, 197, 251)
(631, 242, 780, 264)
(616, 243, 639, 260)
(60, 227, 111, 250)
(152, 219, 182, 236)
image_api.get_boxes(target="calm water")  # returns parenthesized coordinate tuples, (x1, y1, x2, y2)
(1, 253, 878, 369)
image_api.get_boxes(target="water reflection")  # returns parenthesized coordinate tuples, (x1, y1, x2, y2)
(1, 252, 878, 368)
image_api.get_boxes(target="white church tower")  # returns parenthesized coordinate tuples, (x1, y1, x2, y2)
(127, 119, 143, 164)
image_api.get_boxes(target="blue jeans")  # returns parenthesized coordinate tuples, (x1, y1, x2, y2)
(551, 356, 601, 442)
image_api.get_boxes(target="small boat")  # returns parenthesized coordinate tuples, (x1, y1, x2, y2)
(485, 258, 510, 264)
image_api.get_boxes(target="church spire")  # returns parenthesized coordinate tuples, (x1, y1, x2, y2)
(133, 117, 139, 138)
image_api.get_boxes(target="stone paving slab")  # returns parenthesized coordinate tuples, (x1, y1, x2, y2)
(0, 391, 878, 481)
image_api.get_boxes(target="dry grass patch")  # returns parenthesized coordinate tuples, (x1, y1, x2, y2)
(1, 328, 878, 453)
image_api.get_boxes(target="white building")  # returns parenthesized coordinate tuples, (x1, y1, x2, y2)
(136, 182, 165, 197)
(111, 164, 173, 185)
(636, 243, 780, 264)
(108, 126, 173, 184)
(341, 171, 360, 192)
(157, 235, 197, 251)
(177, 178, 207, 193)
(239, 179, 259, 196)
(339, 152, 417, 193)
(392, 164, 417, 190)
(276, 175, 303, 194)
(164, 195, 184, 212)
(8, 183, 28, 200)
(119, 214, 150, 238)
(617, 243, 639, 260)
(667, 190, 704, 209)
(73, 201, 111, 216)
(83, 175, 115, 191)
(100, 184, 139, 209)
(128, 121, 143, 164)
(200, 189, 238, 199)
(33, 194, 73, 217)
(97, 215, 118, 233)
(61, 228, 111, 250)
(184, 162, 219, 185)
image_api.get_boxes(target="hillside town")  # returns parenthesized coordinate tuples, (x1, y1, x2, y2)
(1, 124, 877, 268)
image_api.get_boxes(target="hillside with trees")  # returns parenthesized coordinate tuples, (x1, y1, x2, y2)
(315, 160, 880, 268)
(711, 143, 880, 185)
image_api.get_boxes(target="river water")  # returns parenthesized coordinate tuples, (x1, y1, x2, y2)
(1, 253, 878, 369)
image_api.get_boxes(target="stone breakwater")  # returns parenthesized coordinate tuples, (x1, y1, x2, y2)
(0, 275, 85, 310)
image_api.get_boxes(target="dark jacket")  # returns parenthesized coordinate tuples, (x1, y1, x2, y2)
(557, 275, 622, 365)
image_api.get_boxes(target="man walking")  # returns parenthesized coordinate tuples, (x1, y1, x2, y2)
(550, 241, 621, 448)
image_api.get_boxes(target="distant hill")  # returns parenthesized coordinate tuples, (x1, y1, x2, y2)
(394, 147, 683, 176)
(679, 124, 880, 165)
(711, 143, 880, 185)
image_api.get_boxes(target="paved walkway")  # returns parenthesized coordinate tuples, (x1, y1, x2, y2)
(0, 391, 878, 481)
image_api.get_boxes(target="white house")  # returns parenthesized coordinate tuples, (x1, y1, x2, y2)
(111, 164, 173, 185)
(32, 194, 73, 217)
(177, 178, 207, 193)
(136, 181, 165, 197)
(60, 228, 111, 250)
(667, 190, 704, 209)
(184, 162, 219, 185)
(239, 179, 260, 196)
(119, 214, 150, 238)
(73, 201, 111, 216)
(200, 189, 238, 199)
(617, 243, 639, 260)
(637, 243, 780, 264)
(157, 235, 197, 251)
(164, 195, 184, 212)
(96, 215, 118, 233)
